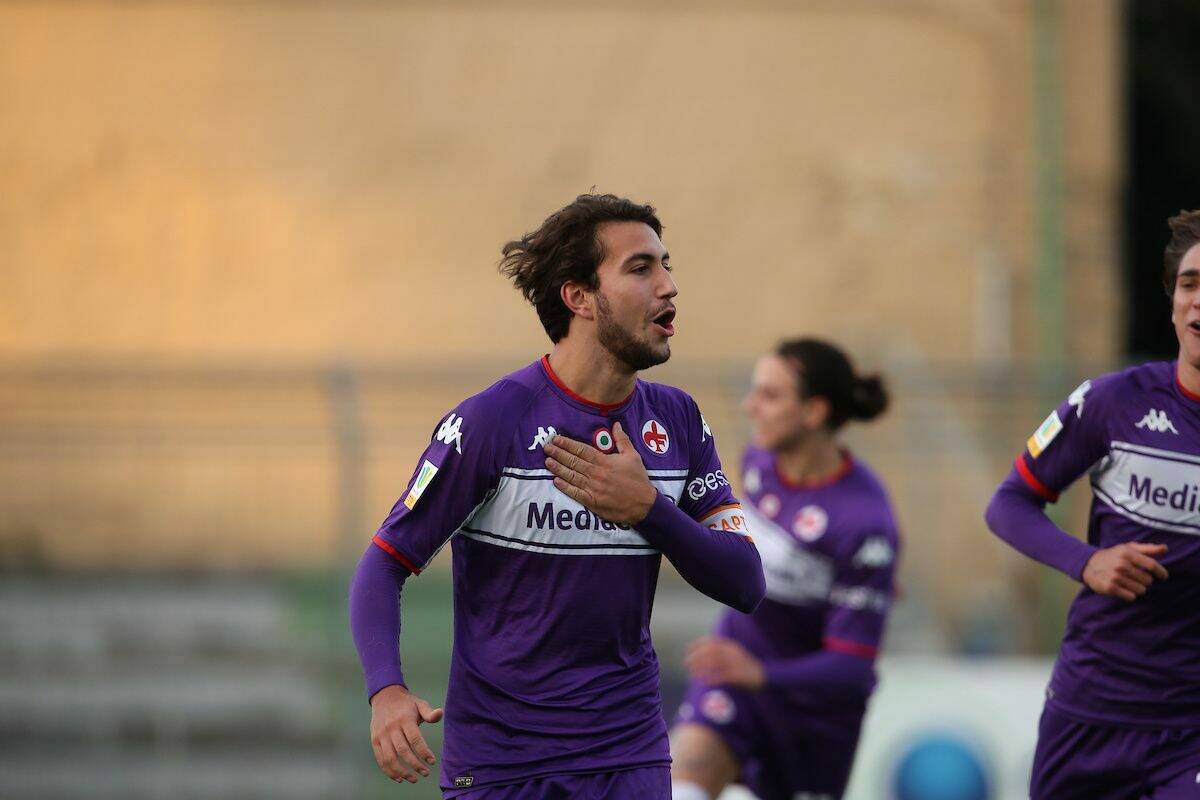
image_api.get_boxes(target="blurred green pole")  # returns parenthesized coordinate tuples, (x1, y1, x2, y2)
(1033, 0, 1070, 652)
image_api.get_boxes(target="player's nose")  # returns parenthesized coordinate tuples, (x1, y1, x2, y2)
(658, 266, 678, 299)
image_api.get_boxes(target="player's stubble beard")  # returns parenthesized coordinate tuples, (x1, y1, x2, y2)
(595, 290, 670, 372)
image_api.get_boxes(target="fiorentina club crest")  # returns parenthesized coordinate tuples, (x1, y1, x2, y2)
(641, 419, 670, 455)
(700, 689, 736, 725)
(793, 505, 828, 542)
(758, 493, 781, 518)
(592, 428, 615, 453)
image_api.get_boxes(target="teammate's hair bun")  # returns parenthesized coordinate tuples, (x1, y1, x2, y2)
(775, 338, 889, 431)
(849, 374, 889, 422)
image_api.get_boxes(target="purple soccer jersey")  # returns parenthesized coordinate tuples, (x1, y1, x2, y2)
(1012, 361, 1200, 728)
(717, 447, 899, 706)
(371, 358, 754, 794)
(674, 447, 899, 798)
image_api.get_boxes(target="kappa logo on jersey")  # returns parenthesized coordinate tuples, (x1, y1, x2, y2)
(758, 493, 781, 518)
(527, 426, 557, 450)
(1135, 409, 1179, 434)
(687, 469, 730, 500)
(592, 428, 615, 452)
(1068, 379, 1092, 418)
(793, 505, 828, 542)
(699, 689, 736, 725)
(1027, 410, 1063, 458)
(852, 536, 895, 568)
(403, 459, 439, 509)
(743, 467, 762, 495)
(700, 414, 713, 443)
(641, 419, 670, 455)
(436, 413, 465, 454)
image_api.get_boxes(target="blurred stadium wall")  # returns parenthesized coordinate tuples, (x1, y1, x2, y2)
(2, 0, 1121, 638)
(1, 3, 1126, 797)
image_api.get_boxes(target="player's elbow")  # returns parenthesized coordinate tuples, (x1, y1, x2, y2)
(729, 549, 766, 614)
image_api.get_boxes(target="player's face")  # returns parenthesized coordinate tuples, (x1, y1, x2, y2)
(592, 221, 678, 371)
(743, 355, 823, 451)
(1171, 245, 1200, 368)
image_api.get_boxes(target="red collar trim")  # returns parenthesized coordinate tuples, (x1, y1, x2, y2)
(1177, 367, 1200, 403)
(540, 355, 636, 414)
(775, 451, 854, 490)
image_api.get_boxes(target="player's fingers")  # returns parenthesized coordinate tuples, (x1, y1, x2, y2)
(549, 434, 602, 463)
(1132, 554, 1171, 578)
(401, 721, 437, 771)
(1115, 562, 1153, 586)
(417, 700, 444, 725)
(1113, 577, 1147, 598)
(1130, 552, 1169, 580)
(545, 457, 587, 488)
(373, 735, 410, 782)
(389, 729, 426, 780)
(1129, 542, 1168, 556)
(543, 443, 593, 476)
(553, 476, 594, 507)
(1106, 582, 1138, 602)
(612, 421, 633, 452)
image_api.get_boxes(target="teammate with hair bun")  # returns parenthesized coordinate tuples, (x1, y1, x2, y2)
(670, 338, 901, 800)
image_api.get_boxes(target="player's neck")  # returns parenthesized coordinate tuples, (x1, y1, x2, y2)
(1178, 355, 1200, 399)
(546, 340, 638, 406)
(774, 435, 844, 486)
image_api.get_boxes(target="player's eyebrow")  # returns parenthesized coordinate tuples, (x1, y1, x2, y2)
(623, 251, 669, 268)
(1180, 268, 1200, 279)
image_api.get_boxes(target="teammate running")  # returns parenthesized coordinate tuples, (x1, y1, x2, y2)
(984, 209, 1200, 799)
(349, 194, 765, 799)
(670, 338, 900, 800)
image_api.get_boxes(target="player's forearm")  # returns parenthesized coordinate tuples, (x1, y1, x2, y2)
(761, 650, 876, 696)
(984, 468, 1096, 580)
(349, 543, 411, 699)
(637, 493, 765, 613)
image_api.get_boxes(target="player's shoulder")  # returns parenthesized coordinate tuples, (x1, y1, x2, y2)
(636, 378, 700, 416)
(451, 361, 544, 418)
(1067, 361, 1172, 417)
(840, 458, 900, 541)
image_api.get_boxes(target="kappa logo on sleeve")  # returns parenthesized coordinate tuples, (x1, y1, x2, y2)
(436, 413, 464, 454)
(1027, 410, 1063, 458)
(403, 460, 439, 509)
(700, 414, 713, 443)
(852, 536, 895, 568)
(1068, 379, 1091, 418)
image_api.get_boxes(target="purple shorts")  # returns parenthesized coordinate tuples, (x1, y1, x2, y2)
(676, 681, 862, 800)
(446, 766, 671, 799)
(1031, 701, 1200, 800)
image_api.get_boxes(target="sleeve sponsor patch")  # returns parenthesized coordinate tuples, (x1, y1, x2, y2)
(1027, 410, 1063, 458)
(403, 459, 439, 509)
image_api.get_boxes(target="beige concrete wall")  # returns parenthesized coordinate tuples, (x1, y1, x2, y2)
(2, 0, 1120, 366)
(2, 1, 1122, 641)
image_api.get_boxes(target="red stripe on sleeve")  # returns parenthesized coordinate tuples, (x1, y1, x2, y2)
(371, 535, 422, 575)
(1014, 455, 1059, 502)
(823, 637, 878, 659)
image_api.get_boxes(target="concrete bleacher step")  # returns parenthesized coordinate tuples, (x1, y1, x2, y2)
(0, 749, 348, 800)
(0, 574, 356, 799)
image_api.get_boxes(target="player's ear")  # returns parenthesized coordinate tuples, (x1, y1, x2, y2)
(560, 281, 596, 321)
(803, 396, 832, 430)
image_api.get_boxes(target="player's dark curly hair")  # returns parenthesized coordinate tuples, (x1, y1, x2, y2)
(500, 193, 663, 343)
(777, 338, 889, 431)
(1164, 209, 1200, 295)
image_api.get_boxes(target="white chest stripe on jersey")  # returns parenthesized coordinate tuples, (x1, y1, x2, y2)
(742, 504, 834, 605)
(1091, 441, 1200, 535)
(460, 468, 688, 556)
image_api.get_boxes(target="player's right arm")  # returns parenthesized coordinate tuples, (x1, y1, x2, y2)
(348, 397, 500, 783)
(983, 377, 1168, 599)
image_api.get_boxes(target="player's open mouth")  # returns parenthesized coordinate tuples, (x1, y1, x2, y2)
(1190, 321, 1200, 335)
(651, 308, 676, 336)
